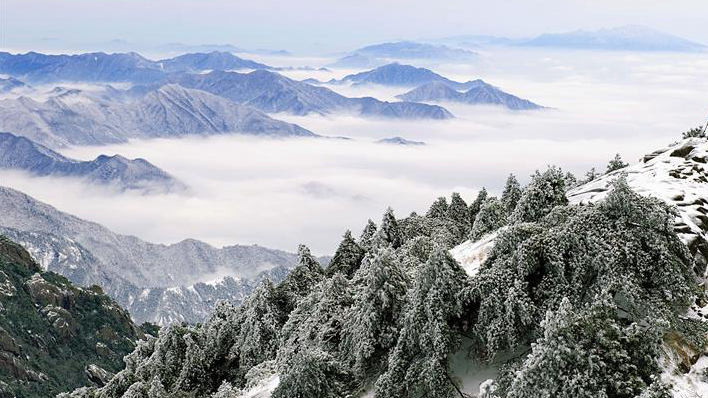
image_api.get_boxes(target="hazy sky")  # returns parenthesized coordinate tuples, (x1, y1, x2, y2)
(2, 0, 708, 53)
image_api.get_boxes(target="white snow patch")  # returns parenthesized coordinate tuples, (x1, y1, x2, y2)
(238, 374, 279, 398)
(450, 229, 503, 277)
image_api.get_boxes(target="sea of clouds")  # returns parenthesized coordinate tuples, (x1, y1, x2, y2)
(3, 48, 707, 254)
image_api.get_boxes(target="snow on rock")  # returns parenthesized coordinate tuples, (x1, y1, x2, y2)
(450, 230, 502, 277)
(568, 138, 708, 276)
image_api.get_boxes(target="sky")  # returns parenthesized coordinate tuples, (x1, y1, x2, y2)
(2, 0, 708, 53)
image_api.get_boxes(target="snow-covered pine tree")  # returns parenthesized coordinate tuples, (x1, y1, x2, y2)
(510, 167, 567, 223)
(505, 296, 670, 398)
(231, 280, 281, 374)
(273, 348, 351, 398)
(563, 171, 578, 191)
(469, 188, 488, 226)
(606, 153, 629, 173)
(471, 177, 696, 359)
(274, 274, 354, 398)
(584, 167, 598, 183)
(379, 207, 402, 249)
(326, 230, 365, 278)
(359, 219, 378, 249)
(340, 247, 409, 378)
(470, 197, 507, 241)
(500, 174, 522, 214)
(375, 249, 468, 398)
(448, 192, 471, 240)
(427, 197, 450, 219)
(273, 244, 325, 315)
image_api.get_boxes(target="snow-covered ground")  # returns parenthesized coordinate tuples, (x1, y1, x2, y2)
(450, 230, 502, 277)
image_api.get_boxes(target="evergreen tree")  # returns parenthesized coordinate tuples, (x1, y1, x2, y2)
(584, 167, 598, 183)
(682, 126, 706, 139)
(511, 167, 568, 223)
(275, 275, 354, 398)
(448, 192, 471, 238)
(379, 207, 402, 249)
(232, 281, 281, 372)
(501, 174, 522, 214)
(326, 231, 365, 278)
(506, 297, 670, 398)
(606, 153, 629, 173)
(273, 245, 325, 316)
(471, 177, 695, 358)
(375, 249, 468, 398)
(470, 197, 507, 240)
(340, 247, 408, 377)
(563, 171, 578, 190)
(469, 188, 488, 226)
(273, 348, 351, 398)
(427, 197, 449, 219)
(359, 219, 378, 249)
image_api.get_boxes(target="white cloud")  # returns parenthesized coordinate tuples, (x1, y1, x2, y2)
(2, 49, 706, 255)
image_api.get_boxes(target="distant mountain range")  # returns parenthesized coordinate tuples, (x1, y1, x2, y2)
(328, 54, 386, 69)
(434, 26, 706, 52)
(396, 80, 544, 110)
(0, 83, 316, 148)
(353, 41, 478, 60)
(0, 51, 273, 84)
(521, 25, 706, 52)
(377, 136, 425, 146)
(172, 69, 454, 119)
(338, 63, 480, 89)
(156, 51, 270, 72)
(0, 132, 184, 192)
(0, 185, 305, 324)
(0, 76, 28, 93)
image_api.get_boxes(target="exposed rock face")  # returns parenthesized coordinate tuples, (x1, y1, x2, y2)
(0, 236, 145, 397)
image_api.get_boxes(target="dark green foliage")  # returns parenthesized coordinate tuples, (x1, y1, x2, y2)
(326, 231, 365, 278)
(606, 153, 629, 173)
(0, 236, 144, 398)
(511, 167, 568, 223)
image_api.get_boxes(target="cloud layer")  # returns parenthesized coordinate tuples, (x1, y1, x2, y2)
(2, 48, 706, 255)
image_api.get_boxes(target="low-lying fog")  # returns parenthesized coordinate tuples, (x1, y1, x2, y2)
(3, 48, 707, 254)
